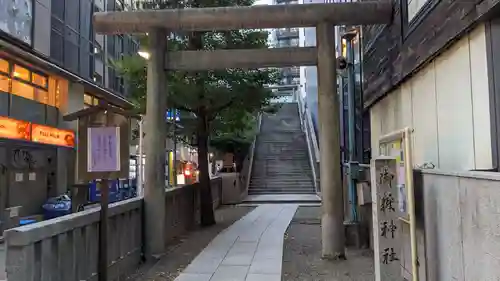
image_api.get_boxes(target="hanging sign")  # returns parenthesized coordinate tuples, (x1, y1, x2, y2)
(87, 127, 121, 173)
(31, 124, 75, 147)
(0, 116, 31, 141)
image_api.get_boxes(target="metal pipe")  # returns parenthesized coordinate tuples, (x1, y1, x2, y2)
(344, 31, 358, 222)
(173, 109, 178, 186)
(137, 116, 144, 197)
(403, 127, 419, 281)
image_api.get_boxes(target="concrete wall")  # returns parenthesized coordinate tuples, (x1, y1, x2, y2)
(370, 24, 492, 171)
(415, 169, 500, 281)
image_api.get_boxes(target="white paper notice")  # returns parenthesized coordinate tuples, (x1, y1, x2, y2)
(29, 172, 36, 181)
(15, 173, 23, 182)
(9, 207, 19, 218)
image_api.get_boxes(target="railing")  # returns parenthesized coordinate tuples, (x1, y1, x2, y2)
(240, 113, 262, 195)
(298, 94, 320, 194)
(5, 197, 143, 281)
(5, 178, 223, 281)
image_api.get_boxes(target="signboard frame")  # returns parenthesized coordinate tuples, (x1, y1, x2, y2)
(378, 127, 418, 281)
(87, 126, 121, 173)
(77, 110, 130, 181)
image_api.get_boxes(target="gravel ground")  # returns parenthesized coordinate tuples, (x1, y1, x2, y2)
(127, 205, 255, 281)
(282, 206, 375, 281)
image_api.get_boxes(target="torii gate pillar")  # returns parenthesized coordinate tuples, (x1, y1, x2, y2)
(316, 22, 345, 259)
(143, 29, 168, 258)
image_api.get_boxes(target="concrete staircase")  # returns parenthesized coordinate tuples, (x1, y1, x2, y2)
(248, 103, 315, 195)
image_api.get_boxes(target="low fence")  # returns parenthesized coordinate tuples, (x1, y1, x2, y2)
(164, 177, 222, 243)
(414, 169, 500, 281)
(361, 167, 500, 281)
(4, 177, 222, 281)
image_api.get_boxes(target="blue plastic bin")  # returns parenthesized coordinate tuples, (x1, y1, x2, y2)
(88, 180, 120, 203)
(42, 196, 72, 220)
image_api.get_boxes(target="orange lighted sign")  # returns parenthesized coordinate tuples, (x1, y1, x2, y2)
(0, 116, 31, 141)
(31, 124, 75, 148)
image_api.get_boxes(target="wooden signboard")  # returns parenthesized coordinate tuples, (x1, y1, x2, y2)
(77, 110, 130, 181)
(371, 157, 402, 281)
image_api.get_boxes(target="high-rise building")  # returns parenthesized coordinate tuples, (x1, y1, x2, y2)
(270, 0, 300, 99)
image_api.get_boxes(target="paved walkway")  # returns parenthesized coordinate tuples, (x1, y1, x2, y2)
(174, 204, 298, 281)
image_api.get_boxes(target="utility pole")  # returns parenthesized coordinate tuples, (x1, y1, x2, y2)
(343, 30, 359, 223)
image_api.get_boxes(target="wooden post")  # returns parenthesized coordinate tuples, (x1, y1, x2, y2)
(98, 178, 109, 281)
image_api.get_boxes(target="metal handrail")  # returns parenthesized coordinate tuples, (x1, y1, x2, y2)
(298, 94, 320, 193)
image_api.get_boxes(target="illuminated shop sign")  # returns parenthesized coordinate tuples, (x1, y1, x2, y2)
(0, 116, 31, 141)
(31, 124, 75, 148)
(0, 116, 75, 148)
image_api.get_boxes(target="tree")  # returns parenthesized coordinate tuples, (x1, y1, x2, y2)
(114, 0, 279, 226)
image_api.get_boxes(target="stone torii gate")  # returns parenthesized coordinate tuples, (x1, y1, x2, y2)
(93, 1, 392, 260)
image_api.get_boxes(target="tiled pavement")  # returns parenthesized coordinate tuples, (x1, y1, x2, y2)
(174, 204, 298, 281)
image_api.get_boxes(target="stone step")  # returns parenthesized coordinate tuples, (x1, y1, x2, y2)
(252, 170, 313, 174)
(251, 171, 312, 175)
(249, 183, 313, 187)
(248, 189, 315, 195)
(248, 186, 314, 190)
(250, 180, 313, 184)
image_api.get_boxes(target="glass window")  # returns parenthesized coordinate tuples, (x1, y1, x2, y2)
(49, 77, 67, 109)
(50, 29, 64, 63)
(35, 88, 50, 105)
(84, 93, 93, 105)
(0, 58, 9, 74)
(12, 65, 30, 82)
(0, 75, 9, 93)
(80, 0, 92, 39)
(64, 41, 79, 73)
(32, 73, 48, 88)
(11, 80, 34, 100)
(51, 0, 65, 19)
(65, 0, 80, 30)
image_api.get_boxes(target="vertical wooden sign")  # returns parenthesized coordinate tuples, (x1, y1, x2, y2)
(371, 157, 402, 281)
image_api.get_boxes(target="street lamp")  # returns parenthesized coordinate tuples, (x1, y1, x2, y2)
(138, 50, 150, 60)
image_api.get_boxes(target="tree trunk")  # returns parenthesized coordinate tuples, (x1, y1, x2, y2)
(197, 111, 216, 226)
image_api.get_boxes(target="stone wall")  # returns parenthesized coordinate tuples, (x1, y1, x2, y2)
(4, 177, 223, 281)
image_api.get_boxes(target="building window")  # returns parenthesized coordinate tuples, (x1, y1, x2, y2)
(0, 57, 66, 108)
(0, 0, 33, 44)
(408, 0, 429, 22)
(84, 93, 99, 108)
(93, 73, 103, 85)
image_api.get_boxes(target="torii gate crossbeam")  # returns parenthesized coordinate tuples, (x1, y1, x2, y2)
(93, 2, 392, 34)
(93, 1, 393, 262)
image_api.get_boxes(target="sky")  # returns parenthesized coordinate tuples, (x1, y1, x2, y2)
(254, 0, 272, 5)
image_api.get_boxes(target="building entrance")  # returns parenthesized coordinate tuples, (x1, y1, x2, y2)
(0, 142, 57, 232)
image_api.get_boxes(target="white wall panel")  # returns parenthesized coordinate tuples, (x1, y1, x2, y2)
(469, 25, 492, 169)
(369, 24, 492, 171)
(435, 35, 475, 170)
(411, 63, 440, 167)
